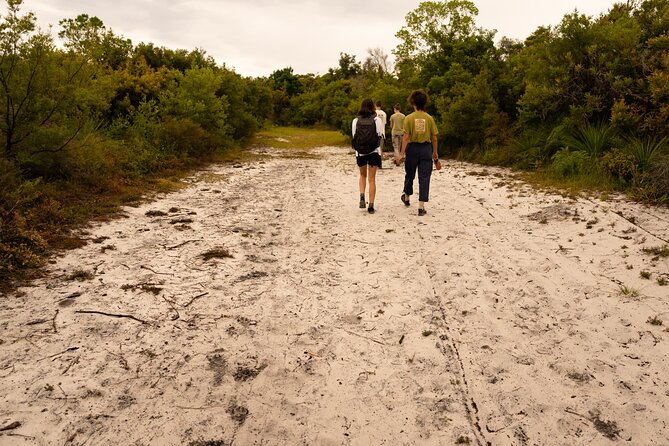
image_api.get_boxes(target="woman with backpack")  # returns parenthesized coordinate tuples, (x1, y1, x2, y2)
(395, 90, 439, 216)
(352, 98, 384, 214)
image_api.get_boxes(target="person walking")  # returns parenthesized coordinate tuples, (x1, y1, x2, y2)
(352, 98, 384, 214)
(389, 104, 406, 163)
(395, 90, 439, 216)
(375, 101, 387, 157)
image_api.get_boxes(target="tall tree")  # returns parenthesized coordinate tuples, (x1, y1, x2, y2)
(59, 14, 131, 69)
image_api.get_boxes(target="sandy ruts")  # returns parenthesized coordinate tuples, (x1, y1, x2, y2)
(1, 145, 668, 445)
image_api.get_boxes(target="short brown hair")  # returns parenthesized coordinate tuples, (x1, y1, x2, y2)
(408, 90, 428, 110)
(393, 104, 401, 111)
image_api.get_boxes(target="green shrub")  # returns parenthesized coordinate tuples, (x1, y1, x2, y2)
(563, 123, 617, 158)
(601, 148, 636, 182)
(635, 155, 669, 201)
(0, 161, 49, 279)
(625, 136, 668, 173)
(159, 117, 219, 158)
(550, 148, 589, 178)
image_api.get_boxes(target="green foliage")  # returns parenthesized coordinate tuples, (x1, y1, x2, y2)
(3, 0, 669, 284)
(327, 52, 362, 79)
(437, 71, 498, 154)
(59, 14, 132, 68)
(268, 67, 304, 97)
(394, 0, 480, 73)
(638, 155, 669, 201)
(562, 123, 617, 158)
(601, 148, 636, 182)
(624, 136, 668, 172)
(550, 148, 589, 178)
(0, 158, 48, 279)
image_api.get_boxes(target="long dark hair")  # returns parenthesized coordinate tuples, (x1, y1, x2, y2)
(357, 98, 376, 118)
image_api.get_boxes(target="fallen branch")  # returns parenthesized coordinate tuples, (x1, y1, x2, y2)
(75, 310, 148, 324)
(92, 261, 105, 274)
(183, 292, 209, 308)
(0, 421, 21, 432)
(61, 356, 80, 375)
(166, 239, 202, 250)
(52, 309, 59, 333)
(161, 296, 180, 320)
(340, 328, 386, 345)
(140, 265, 174, 275)
(26, 319, 49, 326)
(176, 405, 228, 410)
(37, 347, 79, 362)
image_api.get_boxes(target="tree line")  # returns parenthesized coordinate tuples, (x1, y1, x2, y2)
(275, 0, 668, 200)
(1, 0, 668, 281)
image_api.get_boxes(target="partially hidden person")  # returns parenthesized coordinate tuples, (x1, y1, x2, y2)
(375, 100, 387, 158)
(395, 90, 439, 216)
(389, 103, 405, 164)
(352, 98, 385, 214)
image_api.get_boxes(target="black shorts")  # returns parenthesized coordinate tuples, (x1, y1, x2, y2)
(356, 153, 382, 167)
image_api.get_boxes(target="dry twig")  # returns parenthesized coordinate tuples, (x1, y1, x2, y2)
(75, 310, 148, 324)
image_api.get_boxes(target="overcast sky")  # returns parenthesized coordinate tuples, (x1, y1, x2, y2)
(22, 0, 621, 78)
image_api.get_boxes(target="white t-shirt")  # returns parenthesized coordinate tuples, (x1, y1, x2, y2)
(376, 109, 387, 130)
(352, 116, 384, 156)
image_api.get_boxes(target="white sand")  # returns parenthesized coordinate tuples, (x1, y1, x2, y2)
(1, 146, 668, 445)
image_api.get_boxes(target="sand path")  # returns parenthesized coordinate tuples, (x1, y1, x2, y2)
(1, 145, 669, 445)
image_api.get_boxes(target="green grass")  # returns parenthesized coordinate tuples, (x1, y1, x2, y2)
(519, 166, 618, 198)
(251, 126, 349, 150)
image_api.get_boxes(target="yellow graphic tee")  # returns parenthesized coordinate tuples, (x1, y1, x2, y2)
(403, 111, 438, 143)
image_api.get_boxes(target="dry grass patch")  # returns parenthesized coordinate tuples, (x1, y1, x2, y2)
(145, 210, 168, 217)
(201, 247, 233, 261)
(251, 127, 348, 150)
(642, 245, 669, 257)
(67, 269, 93, 281)
(647, 315, 663, 326)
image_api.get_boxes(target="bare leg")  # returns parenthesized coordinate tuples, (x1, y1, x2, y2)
(359, 165, 368, 195)
(368, 165, 378, 205)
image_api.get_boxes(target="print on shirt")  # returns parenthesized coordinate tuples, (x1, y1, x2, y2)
(415, 119, 426, 134)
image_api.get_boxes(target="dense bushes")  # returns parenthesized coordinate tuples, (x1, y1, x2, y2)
(0, 1, 274, 284)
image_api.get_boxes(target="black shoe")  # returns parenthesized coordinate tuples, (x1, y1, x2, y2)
(359, 196, 366, 208)
(401, 193, 410, 207)
(418, 209, 427, 216)
(368, 205, 375, 214)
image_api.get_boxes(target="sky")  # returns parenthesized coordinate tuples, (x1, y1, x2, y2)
(21, 0, 622, 78)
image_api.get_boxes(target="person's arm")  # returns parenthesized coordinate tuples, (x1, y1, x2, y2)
(397, 134, 410, 162)
(432, 134, 438, 160)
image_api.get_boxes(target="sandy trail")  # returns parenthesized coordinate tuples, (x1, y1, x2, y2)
(1, 145, 669, 446)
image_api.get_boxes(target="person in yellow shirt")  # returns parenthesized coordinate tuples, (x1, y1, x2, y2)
(389, 104, 406, 162)
(395, 90, 439, 216)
